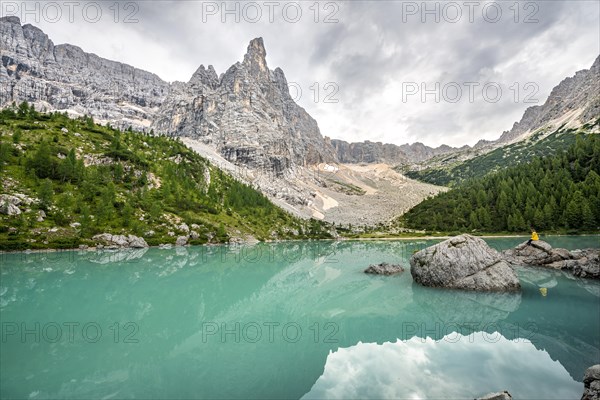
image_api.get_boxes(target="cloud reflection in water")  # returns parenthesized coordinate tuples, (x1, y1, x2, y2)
(303, 332, 581, 400)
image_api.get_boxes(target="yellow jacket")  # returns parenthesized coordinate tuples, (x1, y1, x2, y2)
(531, 231, 539, 241)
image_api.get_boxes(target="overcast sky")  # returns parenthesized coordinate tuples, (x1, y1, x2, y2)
(4, 0, 599, 147)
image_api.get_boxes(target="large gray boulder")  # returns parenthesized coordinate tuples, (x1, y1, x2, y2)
(503, 241, 599, 280)
(410, 235, 520, 292)
(582, 365, 600, 400)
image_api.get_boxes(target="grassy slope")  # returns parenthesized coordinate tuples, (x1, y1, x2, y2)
(0, 107, 334, 250)
(405, 119, 600, 187)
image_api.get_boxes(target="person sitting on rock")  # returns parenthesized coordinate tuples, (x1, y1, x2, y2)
(527, 229, 539, 246)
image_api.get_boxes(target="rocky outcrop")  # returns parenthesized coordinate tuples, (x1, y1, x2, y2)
(503, 241, 600, 279)
(582, 365, 600, 400)
(364, 262, 405, 275)
(0, 193, 36, 215)
(476, 391, 512, 400)
(92, 234, 149, 249)
(410, 235, 521, 292)
(0, 196, 21, 215)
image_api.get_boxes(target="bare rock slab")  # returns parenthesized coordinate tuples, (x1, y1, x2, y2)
(410, 234, 520, 292)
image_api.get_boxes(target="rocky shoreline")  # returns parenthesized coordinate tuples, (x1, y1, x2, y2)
(503, 240, 599, 279)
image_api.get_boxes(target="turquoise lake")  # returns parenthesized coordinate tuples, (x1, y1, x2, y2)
(1, 236, 599, 399)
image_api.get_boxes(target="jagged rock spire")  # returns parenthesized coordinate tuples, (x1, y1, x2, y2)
(243, 37, 269, 79)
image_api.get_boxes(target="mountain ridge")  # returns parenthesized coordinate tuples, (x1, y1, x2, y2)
(0, 16, 470, 166)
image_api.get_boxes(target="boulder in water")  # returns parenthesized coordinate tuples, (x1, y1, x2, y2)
(364, 262, 405, 275)
(410, 234, 520, 292)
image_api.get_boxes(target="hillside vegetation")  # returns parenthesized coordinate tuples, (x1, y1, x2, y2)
(0, 103, 334, 250)
(400, 133, 600, 234)
(405, 120, 600, 187)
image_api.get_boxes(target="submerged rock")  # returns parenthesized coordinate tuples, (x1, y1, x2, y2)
(503, 241, 599, 280)
(582, 365, 600, 400)
(410, 234, 520, 292)
(364, 262, 405, 275)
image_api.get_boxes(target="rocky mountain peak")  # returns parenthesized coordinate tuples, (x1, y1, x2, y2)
(243, 37, 268, 78)
(190, 64, 219, 89)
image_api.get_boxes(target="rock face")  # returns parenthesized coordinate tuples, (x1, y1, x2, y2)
(92, 234, 149, 249)
(152, 38, 336, 175)
(364, 262, 405, 275)
(410, 235, 521, 292)
(582, 365, 600, 400)
(0, 16, 169, 132)
(503, 241, 600, 280)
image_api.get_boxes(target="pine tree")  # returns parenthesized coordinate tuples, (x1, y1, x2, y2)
(122, 202, 134, 227)
(29, 140, 55, 179)
(565, 191, 584, 228)
(533, 208, 545, 230)
(581, 200, 595, 230)
(79, 204, 93, 237)
(38, 179, 53, 211)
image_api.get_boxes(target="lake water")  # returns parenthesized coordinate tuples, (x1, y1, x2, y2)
(1, 236, 599, 399)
